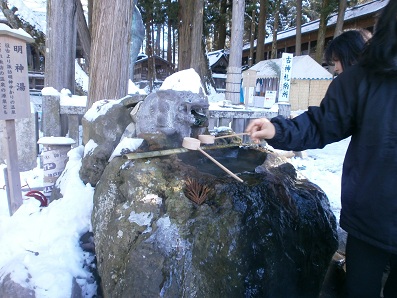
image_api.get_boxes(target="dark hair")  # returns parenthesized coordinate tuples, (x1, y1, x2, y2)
(361, 0, 397, 74)
(325, 28, 372, 71)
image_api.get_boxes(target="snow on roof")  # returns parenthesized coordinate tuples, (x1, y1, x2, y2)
(248, 55, 333, 80)
(5, 0, 47, 34)
(243, 0, 388, 50)
(207, 49, 228, 67)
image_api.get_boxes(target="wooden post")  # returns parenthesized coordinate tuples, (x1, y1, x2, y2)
(225, 0, 245, 105)
(4, 120, 23, 214)
(0, 24, 34, 215)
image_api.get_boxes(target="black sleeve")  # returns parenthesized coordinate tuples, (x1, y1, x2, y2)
(267, 70, 358, 151)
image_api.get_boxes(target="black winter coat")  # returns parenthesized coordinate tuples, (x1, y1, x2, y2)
(267, 64, 397, 254)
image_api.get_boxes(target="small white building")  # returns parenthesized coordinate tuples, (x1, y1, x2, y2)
(243, 55, 333, 110)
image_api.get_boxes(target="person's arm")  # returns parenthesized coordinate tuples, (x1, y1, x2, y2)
(246, 68, 359, 151)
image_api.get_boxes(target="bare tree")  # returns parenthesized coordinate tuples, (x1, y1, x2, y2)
(145, 4, 156, 91)
(271, 0, 281, 59)
(334, 0, 347, 38)
(315, 0, 334, 64)
(248, 5, 256, 67)
(217, 0, 228, 50)
(44, 0, 77, 137)
(225, 0, 245, 104)
(45, 0, 76, 93)
(76, 0, 91, 69)
(178, 0, 211, 88)
(256, 0, 267, 62)
(295, 0, 302, 56)
(87, 0, 133, 109)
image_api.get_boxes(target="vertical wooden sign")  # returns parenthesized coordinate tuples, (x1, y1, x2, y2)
(0, 24, 34, 215)
(278, 53, 293, 102)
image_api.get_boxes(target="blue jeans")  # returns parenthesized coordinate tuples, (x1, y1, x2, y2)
(345, 234, 397, 298)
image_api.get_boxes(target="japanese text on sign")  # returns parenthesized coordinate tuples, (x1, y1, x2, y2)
(278, 53, 293, 102)
(0, 35, 30, 120)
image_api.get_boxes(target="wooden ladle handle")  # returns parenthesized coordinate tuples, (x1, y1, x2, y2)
(197, 147, 243, 183)
(214, 132, 249, 139)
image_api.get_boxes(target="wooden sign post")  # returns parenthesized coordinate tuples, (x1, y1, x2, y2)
(0, 24, 34, 215)
(278, 53, 293, 102)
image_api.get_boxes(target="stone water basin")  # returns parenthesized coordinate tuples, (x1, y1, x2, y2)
(177, 145, 267, 178)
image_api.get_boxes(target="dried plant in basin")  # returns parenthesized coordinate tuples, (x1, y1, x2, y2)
(184, 177, 211, 205)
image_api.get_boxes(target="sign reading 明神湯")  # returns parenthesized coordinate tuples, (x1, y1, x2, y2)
(0, 27, 33, 120)
(0, 24, 34, 215)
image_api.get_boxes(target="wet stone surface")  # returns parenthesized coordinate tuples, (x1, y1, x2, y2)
(92, 146, 338, 297)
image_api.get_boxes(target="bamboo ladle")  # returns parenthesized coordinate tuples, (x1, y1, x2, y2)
(182, 137, 243, 183)
(198, 133, 249, 144)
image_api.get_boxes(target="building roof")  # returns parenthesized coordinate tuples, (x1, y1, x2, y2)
(134, 54, 172, 66)
(243, 0, 388, 50)
(248, 55, 333, 80)
(207, 49, 229, 67)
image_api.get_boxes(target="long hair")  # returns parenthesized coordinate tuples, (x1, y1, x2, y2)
(325, 29, 371, 71)
(361, 0, 397, 74)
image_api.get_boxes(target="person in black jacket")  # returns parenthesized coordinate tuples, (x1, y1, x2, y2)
(324, 28, 372, 75)
(245, 1, 397, 297)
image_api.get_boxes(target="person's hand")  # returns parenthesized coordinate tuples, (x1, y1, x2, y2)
(245, 118, 276, 143)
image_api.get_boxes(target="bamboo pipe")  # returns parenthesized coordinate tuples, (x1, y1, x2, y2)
(123, 144, 239, 160)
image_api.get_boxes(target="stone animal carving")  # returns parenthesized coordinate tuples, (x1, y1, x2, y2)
(134, 89, 209, 148)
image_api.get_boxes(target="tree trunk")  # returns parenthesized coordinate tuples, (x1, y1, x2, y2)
(271, 0, 281, 59)
(146, 16, 155, 90)
(87, 0, 133, 108)
(88, 0, 93, 34)
(167, 17, 172, 63)
(178, 0, 193, 71)
(295, 0, 302, 56)
(178, 0, 211, 90)
(173, 26, 176, 67)
(256, 0, 267, 63)
(190, 0, 204, 77)
(225, 0, 245, 104)
(155, 25, 161, 56)
(76, 0, 91, 69)
(45, 0, 76, 92)
(315, 0, 331, 64)
(334, 0, 347, 38)
(44, 0, 77, 137)
(248, 7, 256, 67)
(217, 0, 228, 50)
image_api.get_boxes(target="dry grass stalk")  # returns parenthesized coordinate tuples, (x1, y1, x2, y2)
(184, 178, 211, 205)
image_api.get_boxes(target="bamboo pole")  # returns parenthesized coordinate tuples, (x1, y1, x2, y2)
(197, 147, 243, 183)
(123, 144, 240, 160)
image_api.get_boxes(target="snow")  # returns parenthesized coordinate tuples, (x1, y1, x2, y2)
(108, 137, 144, 161)
(159, 68, 205, 94)
(0, 23, 34, 43)
(83, 97, 124, 122)
(249, 55, 333, 80)
(37, 136, 76, 146)
(0, 147, 96, 297)
(6, 0, 46, 33)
